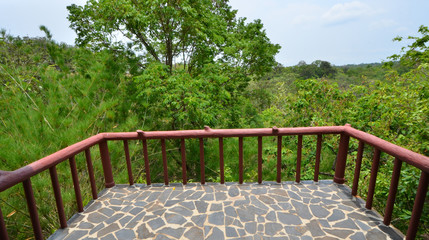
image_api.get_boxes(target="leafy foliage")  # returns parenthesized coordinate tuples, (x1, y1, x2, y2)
(67, 0, 280, 76)
(388, 25, 429, 68)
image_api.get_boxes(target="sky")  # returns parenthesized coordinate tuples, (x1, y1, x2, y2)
(1, 0, 428, 66)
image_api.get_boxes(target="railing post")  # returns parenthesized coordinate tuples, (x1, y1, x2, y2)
(0, 207, 9, 240)
(199, 138, 205, 185)
(161, 139, 169, 186)
(383, 157, 402, 226)
(314, 134, 322, 182)
(366, 148, 381, 209)
(49, 166, 67, 228)
(296, 135, 302, 183)
(123, 140, 134, 186)
(138, 130, 151, 186)
(352, 141, 365, 196)
(99, 140, 115, 188)
(239, 137, 244, 184)
(181, 139, 187, 185)
(334, 124, 351, 184)
(219, 137, 224, 184)
(406, 171, 429, 240)
(258, 136, 263, 184)
(85, 149, 98, 199)
(23, 179, 43, 240)
(69, 156, 84, 212)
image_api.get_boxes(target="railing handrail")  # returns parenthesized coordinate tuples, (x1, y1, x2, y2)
(344, 126, 429, 173)
(0, 126, 344, 192)
(0, 134, 104, 192)
(1, 125, 428, 192)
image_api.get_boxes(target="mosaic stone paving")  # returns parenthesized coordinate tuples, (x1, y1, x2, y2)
(49, 180, 404, 240)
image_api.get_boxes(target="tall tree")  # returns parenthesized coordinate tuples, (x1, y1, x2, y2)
(387, 25, 429, 68)
(67, 0, 280, 76)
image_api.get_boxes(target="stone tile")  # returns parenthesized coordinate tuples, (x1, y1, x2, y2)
(187, 191, 204, 200)
(210, 203, 223, 211)
(265, 222, 282, 236)
(226, 227, 238, 237)
(258, 195, 275, 205)
(208, 212, 225, 225)
(100, 233, 116, 240)
(137, 224, 155, 239)
(89, 223, 105, 235)
(191, 214, 207, 227)
(64, 230, 88, 240)
(77, 222, 94, 229)
(195, 200, 209, 213)
(147, 217, 165, 231)
(119, 215, 132, 227)
(225, 216, 234, 226)
(225, 206, 237, 217)
(247, 205, 268, 215)
(215, 192, 227, 201)
(97, 223, 120, 238)
(179, 201, 195, 210)
(310, 205, 330, 218)
(165, 213, 187, 225)
(306, 220, 325, 238)
(164, 199, 181, 207)
(277, 212, 302, 225)
(245, 222, 257, 234)
(327, 209, 345, 222)
(207, 227, 225, 240)
(332, 219, 359, 230)
(184, 227, 203, 239)
(228, 186, 240, 197)
(105, 213, 124, 224)
(115, 229, 135, 239)
(366, 228, 387, 240)
(284, 225, 307, 236)
(234, 197, 250, 206)
(87, 212, 108, 224)
(169, 206, 193, 216)
(325, 229, 354, 238)
(158, 227, 185, 238)
(350, 232, 366, 240)
(266, 211, 276, 222)
(201, 193, 214, 201)
(237, 208, 255, 222)
(291, 200, 312, 219)
(233, 219, 244, 228)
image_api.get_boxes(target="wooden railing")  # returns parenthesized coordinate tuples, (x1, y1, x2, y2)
(0, 125, 428, 240)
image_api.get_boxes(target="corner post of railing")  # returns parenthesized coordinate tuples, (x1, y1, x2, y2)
(334, 124, 351, 184)
(99, 138, 115, 188)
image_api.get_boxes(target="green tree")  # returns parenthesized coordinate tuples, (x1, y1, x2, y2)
(293, 60, 336, 79)
(67, 0, 280, 76)
(388, 25, 429, 68)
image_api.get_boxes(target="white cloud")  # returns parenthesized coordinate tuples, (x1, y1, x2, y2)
(322, 1, 373, 25)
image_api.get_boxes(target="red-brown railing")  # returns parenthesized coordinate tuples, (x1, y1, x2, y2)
(0, 125, 428, 240)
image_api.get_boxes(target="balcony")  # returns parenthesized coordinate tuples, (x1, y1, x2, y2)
(0, 125, 428, 239)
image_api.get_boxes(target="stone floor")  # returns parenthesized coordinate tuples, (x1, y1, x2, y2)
(49, 180, 404, 240)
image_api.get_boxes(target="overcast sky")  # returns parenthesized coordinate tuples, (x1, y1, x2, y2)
(1, 0, 428, 66)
